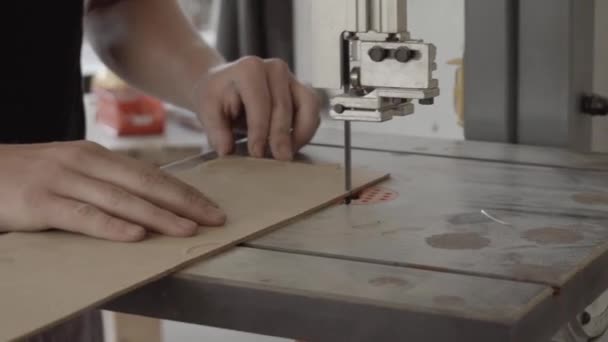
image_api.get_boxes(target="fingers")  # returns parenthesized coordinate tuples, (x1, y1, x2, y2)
(291, 79, 321, 151)
(43, 196, 146, 242)
(233, 57, 272, 158)
(199, 99, 235, 156)
(194, 56, 320, 160)
(76, 151, 226, 227)
(51, 142, 226, 227)
(264, 59, 295, 161)
(51, 172, 200, 237)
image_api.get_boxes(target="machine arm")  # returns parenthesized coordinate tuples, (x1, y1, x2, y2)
(311, 0, 439, 199)
(311, 0, 439, 122)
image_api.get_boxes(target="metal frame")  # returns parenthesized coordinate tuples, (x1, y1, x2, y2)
(464, 0, 518, 143)
(517, 0, 594, 151)
(465, 0, 596, 151)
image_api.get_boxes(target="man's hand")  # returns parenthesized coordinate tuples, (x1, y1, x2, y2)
(85, 0, 321, 158)
(194, 57, 321, 161)
(0, 141, 225, 242)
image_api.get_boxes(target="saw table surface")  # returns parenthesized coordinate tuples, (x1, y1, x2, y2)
(106, 129, 608, 342)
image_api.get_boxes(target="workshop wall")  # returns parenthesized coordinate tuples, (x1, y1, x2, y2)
(295, 0, 465, 140)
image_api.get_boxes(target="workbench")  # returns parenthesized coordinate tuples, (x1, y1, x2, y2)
(105, 128, 608, 342)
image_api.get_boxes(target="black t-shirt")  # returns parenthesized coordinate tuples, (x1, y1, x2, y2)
(2, 1, 85, 144)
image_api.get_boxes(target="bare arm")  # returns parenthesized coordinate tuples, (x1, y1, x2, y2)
(84, 0, 223, 111)
(85, 0, 321, 161)
(0, 1, 234, 240)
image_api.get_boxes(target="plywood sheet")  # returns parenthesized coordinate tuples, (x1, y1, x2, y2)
(0, 157, 388, 342)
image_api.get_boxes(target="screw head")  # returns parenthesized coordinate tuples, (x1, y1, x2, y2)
(333, 104, 346, 114)
(395, 47, 415, 63)
(368, 46, 388, 62)
(580, 312, 591, 326)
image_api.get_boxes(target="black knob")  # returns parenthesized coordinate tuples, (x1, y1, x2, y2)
(419, 98, 434, 105)
(395, 47, 416, 63)
(580, 311, 591, 326)
(333, 104, 346, 114)
(581, 94, 608, 116)
(368, 46, 388, 62)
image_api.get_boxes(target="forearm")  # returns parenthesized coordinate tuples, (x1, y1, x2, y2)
(84, 0, 224, 111)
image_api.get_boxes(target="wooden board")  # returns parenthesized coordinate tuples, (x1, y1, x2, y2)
(0, 157, 387, 342)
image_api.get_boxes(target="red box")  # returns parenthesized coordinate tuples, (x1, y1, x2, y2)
(94, 87, 166, 136)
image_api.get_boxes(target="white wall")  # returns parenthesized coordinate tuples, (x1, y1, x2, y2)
(162, 321, 288, 342)
(295, 0, 465, 140)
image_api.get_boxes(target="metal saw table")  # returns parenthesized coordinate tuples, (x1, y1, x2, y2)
(106, 128, 608, 342)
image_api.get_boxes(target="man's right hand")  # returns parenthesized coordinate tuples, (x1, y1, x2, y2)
(0, 141, 226, 242)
